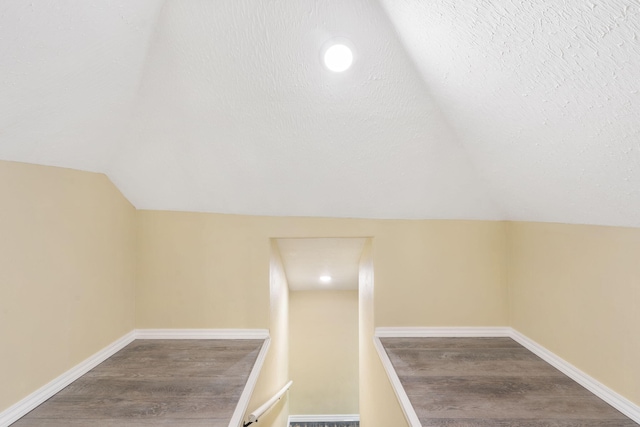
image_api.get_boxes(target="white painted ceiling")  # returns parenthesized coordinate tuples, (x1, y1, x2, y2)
(378, 0, 640, 227)
(276, 238, 366, 291)
(0, 0, 162, 172)
(1, 1, 639, 227)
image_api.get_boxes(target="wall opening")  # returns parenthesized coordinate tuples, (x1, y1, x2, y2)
(276, 237, 368, 424)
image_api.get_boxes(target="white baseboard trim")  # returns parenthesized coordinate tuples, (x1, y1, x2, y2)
(0, 331, 136, 427)
(375, 326, 511, 338)
(373, 336, 421, 427)
(509, 329, 640, 424)
(0, 328, 272, 427)
(374, 326, 640, 425)
(288, 414, 360, 423)
(135, 328, 269, 340)
(230, 337, 271, 427)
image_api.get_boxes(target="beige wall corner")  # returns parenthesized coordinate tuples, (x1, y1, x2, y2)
(289, 289, 359, 414)
(244, 241, 290, 427)
(0, 161, 136, 412)
(507, 221, 640, 406)
(359, 239, 408, 427)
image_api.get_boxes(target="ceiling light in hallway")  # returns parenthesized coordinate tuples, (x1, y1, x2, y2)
(319, 275, 332, 283)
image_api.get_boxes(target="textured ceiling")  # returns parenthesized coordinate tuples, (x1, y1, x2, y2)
(1, 1, 639, 226)
(276, 238, 366, 291)
(0, 0, 162, 172)
(106, 0, 500, 219)
(379, 0, 640, 227)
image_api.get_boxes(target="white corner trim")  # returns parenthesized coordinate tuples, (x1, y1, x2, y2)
(0, 330, 136, 427)
(288, 414, 360, 423)
(509, 329, 640, 424)
(229, 337, 271, 427)
(375, 326, 511, 338)
(373, 336, 422, 427)
(374, 327, 640, 425)
(135, 328, 270, 340)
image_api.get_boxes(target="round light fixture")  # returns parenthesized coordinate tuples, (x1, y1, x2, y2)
(319, 275, 332, 283)
(323, 44, 353, 72)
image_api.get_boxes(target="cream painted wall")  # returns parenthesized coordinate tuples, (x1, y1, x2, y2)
(244, 241, 290, 427)
(374, 220, 508, 326)
(135, 212, 509, 330)
(0, 160, 136, 412)
(359, 239, 409, 427)
(135, 211, 271, 329)
(289, 290, 359, 415)
(508, 222, 640, 406)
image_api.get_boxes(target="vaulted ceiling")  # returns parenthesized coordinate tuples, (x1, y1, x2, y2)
(1, 1, 639, 227)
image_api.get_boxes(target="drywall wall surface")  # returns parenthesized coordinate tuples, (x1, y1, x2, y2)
(135, 212, 508, 330)
(508, 221, 640, 406)
(135, 210, 272, 328)
(374, 220, 508, 327)
(0, 160, 136, 412)
(244, 241, 290, 427)
(289, 290, 359, 415)
(359, 239, 409, 427)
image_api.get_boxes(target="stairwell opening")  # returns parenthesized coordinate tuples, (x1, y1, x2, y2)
(274, 237, 372, 427)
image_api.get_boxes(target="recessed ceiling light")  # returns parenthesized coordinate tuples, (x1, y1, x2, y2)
(319, 275, 332, 283)
(323, 44, 353, 72)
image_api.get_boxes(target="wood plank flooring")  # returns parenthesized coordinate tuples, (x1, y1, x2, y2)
(12, 339, 264, 427)
(380, 337, 638, 427)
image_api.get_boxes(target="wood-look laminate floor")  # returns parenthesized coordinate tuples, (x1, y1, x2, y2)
(12, 339, 264, 427)
(380, 337, 638, 427)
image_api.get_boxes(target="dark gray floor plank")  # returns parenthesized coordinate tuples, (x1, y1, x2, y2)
(381, 337, 522, 350)
(12, 418, 230, 427)
(12, 339, 263, 426)
(381, 337, 638, 426)
(410, 394, 628, 419)
(398, 376, 595, 398)
(419, 419, 639, 427)
(56, 376, 246, 398)
(20, 396, 239, 419)
(389, 357, 564, 378)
